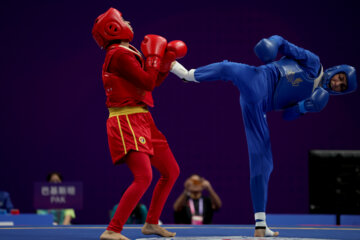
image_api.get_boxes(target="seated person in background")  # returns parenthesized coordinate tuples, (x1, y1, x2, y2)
(37, 172, 76, 225)
(173, 174, 222, 224)
(0, 190, 14, 214)
(111, 203, 148, 224)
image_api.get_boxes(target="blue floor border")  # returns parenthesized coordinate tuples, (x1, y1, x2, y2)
(1, 224, 360, 240)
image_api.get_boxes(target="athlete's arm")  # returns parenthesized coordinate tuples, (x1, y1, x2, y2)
(254, 35, 321, 77)
(282, 87, 330, 121)
(109, 51, 158, 91)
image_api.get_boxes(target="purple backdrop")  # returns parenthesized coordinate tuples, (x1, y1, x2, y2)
(1, 0, 360, 225)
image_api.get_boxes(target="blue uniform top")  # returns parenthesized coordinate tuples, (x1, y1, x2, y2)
(268, 35, 322, 110)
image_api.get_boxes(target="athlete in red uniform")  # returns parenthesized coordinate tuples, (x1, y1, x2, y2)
(92, 8, 187, 240)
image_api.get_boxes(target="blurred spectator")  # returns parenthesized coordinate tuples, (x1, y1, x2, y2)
(37, 172, 76, 225)
(110, 202, 148, 224)
(0, 191, 14, 213)
(173, 174, 222, 224)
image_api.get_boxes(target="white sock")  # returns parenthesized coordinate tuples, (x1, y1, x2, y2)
(255, 212, 267, 228)
(255, 212, 277, 237)
(170, 61, 198, 82)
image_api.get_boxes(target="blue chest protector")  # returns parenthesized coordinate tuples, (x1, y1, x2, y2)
(272, 57, 322, 110)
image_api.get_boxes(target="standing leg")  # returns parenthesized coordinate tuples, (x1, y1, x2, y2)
(141, 144, 180, 237)
(100, 151, 152, 240)
(240, 101, 279, 237)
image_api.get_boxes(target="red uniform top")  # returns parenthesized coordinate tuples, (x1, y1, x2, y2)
(102, 44, 168, 108)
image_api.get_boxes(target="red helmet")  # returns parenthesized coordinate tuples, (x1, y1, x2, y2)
(92, 8, 134, 49)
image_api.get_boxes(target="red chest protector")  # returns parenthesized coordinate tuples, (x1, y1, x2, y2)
(102, 44, 154, 108)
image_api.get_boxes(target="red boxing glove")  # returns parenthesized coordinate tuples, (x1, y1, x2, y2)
(160, 40, 187, 73)
(141, 34, 167, 71)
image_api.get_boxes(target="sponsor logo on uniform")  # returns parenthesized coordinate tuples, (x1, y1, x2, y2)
(286, 71, 303, 86)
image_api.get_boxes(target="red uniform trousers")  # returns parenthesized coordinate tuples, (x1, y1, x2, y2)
(106, 106, 180, 233)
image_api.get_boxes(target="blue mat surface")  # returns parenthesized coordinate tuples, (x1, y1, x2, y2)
(1, 225, 360, 240)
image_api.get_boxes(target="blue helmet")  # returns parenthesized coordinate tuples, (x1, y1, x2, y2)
(321, 65, 357, 95)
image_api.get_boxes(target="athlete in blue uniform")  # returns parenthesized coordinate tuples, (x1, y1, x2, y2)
(170, 35, 357, 237)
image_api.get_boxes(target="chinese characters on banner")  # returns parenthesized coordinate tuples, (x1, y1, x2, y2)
(34, 182, 83, 209)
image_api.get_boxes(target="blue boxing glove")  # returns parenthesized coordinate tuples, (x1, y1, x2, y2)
(299, 87, 329, 113)
(283, 87, 329, 121)
(254, 35, 284, 63)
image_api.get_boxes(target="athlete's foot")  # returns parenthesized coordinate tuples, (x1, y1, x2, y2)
(100, 230, 130, 240)
(141, 222, 176, 237)
(254, 227, 279, 237)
